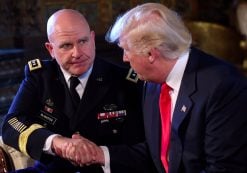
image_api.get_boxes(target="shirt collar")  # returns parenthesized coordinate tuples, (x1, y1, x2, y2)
(60, 65, 93, 85)
(166, 50, 190, 92)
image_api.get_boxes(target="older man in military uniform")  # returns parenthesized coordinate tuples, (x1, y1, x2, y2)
(1, 9, 155, 173)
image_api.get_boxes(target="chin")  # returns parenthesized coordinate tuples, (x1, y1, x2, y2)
(69, 70, 83, 76)
(73, 66, 89, 75)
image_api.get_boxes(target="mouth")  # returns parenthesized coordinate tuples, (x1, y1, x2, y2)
(70, 58, 90, 65)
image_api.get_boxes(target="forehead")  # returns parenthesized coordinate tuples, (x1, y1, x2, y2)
(51, 23, 91, 43)
(56, 15, 89, 33)
(56, 24, 89, 36)
(49, 11, 91, 41)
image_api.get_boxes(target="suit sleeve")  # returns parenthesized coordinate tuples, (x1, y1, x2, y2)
(1, 64, 54, 160)
(108, 142, 157, 173)
(204, 76, 247, 172)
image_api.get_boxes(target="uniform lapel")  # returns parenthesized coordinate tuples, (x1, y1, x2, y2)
(49, 62, 75, 119)
(69, 59, 112, 129)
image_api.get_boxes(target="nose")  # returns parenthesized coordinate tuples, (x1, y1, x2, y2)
(72, 45, 82, 58)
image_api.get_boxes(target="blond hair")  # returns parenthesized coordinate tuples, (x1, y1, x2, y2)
(106, 3, 192, 59)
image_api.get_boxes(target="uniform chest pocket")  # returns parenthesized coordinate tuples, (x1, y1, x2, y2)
(97, 110, 127, 138)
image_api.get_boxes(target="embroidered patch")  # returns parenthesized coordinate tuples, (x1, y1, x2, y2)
(126, 68, 138, 83)
(39, 111, 57, 125)
(28, 59, 42, 71)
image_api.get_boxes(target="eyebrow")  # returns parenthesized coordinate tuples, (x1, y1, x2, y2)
(78, 36, 89, 42)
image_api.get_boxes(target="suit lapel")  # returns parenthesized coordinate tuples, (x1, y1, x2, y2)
(172, 82, 194, 132)
(172, 48, 198, 133)
(169, 48, 198, 173)
(144, 72, 196, 173)
(143, 82, 165, 172)
(145, 48, 199, 173)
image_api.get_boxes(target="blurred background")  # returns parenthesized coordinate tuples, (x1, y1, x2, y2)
(1, 0, 247, 122)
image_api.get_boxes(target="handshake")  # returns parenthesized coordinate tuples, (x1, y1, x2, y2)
(51, 134, 105, 167)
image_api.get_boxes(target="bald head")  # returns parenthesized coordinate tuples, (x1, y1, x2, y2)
(47, 9, 90, 41)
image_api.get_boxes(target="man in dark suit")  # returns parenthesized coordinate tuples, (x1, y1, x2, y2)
(106, 2, 247, 173)
(1, 9, 155, 173)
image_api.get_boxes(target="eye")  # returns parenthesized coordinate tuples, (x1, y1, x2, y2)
(59, 43, 73, 50)
(79, 38, 89, 45)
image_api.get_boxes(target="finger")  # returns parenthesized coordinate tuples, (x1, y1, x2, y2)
(61, 142, 69, 158)
(72, 133, 82, 139)
(82, 142, 99, 163)
(73, 142, 93, 165)
(66, 143, 76, 161)
(66, 138, 98, 165)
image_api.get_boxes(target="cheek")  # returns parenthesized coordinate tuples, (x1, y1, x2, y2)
(129, 57, 142, 72)
(134, 58, 149, 73)
(84, 43, 95, 57)
(131, 56, 142, 66)
(54, 51, 71, 66)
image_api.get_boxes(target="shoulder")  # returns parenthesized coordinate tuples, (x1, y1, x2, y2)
(27, 59, 42, 71)
(189, 47, 243, 79)
(94, 57, 141, 84)
(189, 47, 247, 94)
(25, 58, 57, 74)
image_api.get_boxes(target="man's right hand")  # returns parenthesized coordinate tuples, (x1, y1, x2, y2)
(51, 135, 104, 166)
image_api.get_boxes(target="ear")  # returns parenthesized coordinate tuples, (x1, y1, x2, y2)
(90, 30, 95, 39)
(45, 42, 55, 59)
(148, 48, 159, 64)
(90, 31, 96, 49)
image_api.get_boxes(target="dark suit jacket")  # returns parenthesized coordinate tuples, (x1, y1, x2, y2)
(2, 57, 154, 173)
(143, 48, 247, 173)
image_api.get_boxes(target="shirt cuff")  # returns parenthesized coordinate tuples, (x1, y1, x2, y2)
(43, 134, 60, 155)
(100, 146, 111, 173)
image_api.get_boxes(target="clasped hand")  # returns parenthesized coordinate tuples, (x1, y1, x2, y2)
(51, 134, 104, 167)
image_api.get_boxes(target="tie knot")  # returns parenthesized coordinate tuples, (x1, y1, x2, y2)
(161, 83, 171, 93)
(70, 76, 80, 89)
